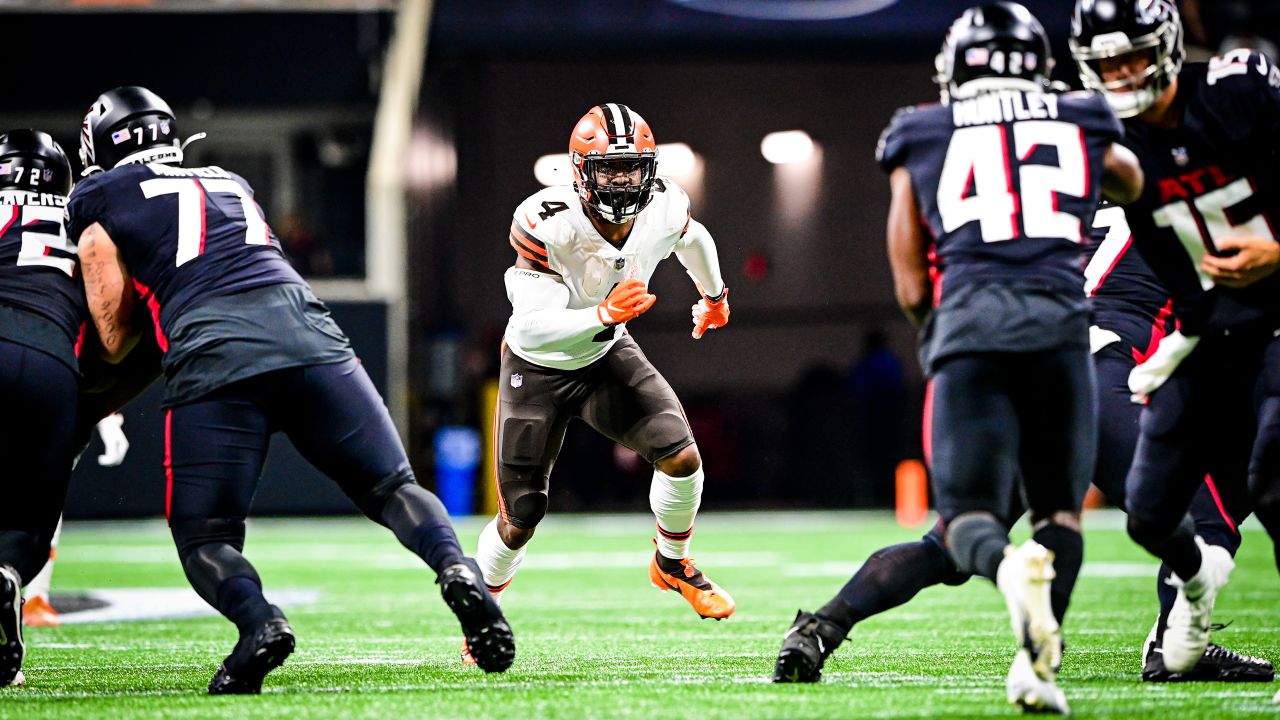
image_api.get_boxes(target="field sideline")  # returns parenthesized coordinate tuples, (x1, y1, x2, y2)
(5, 511, 1278, 719)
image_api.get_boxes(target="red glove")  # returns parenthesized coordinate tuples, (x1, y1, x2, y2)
(691, 285, 729, 339)
(597, 279, 656, 326)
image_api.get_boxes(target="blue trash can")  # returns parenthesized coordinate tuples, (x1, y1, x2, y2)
(434, 426, 481, 516)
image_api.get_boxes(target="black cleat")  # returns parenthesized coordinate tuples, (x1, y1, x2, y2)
(208, 618, 296, 695)
(773, 610, 846, 683)
(439, 559, 515, 673)
(0, 566, 23, 688)
(1143, 629, 1274, 682)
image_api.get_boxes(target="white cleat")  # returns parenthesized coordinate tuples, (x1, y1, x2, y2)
(11, 670, 22, 687)
(1162, 537, 1234, 674)
(997, 540, 1062, 682)
(0, 565, 23, 689)
(1007, 648, 1070, 715)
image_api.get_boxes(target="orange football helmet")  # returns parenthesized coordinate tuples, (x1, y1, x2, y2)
(569, 103, 658, 224)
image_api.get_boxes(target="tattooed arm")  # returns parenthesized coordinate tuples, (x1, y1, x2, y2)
(79, 222, 140, 363)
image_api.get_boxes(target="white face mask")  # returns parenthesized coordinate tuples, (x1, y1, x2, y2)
(1102, 84, 1161, 119)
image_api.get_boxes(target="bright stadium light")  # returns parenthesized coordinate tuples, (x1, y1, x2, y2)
(760, 130, 815, 164)
(534, 153, 573, 186)
(534, 143, 701, 188)
(658, 142, 697, 175)
(405, 127, 456, 191)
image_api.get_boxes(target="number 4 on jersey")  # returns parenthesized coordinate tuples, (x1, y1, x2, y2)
(537, 200, 569, 221)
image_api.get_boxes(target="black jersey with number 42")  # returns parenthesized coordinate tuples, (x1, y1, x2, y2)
(1120, 51, 1280, 335)
(66, 163, 303, 342)
(878, 89, 1122, 295)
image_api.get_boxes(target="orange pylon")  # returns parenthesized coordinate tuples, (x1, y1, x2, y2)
(895, 459, 929, 528)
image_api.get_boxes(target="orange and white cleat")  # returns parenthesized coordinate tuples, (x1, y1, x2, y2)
(648, 541, 735, 620)
(21, 596, 60, 628)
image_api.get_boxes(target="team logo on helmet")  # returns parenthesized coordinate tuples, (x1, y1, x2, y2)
(78, 86, 191, 176)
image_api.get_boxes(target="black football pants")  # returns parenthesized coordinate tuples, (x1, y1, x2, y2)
(1094, 345, 1242, 549)
(930, 349, 1096, 524)
(1125, 331, 1264, 556)
(0, 340, 77, 585)
(165, 357, 416, 524)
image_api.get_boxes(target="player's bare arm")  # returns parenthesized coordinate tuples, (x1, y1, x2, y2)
(1101, 143, 1143, 205)
(886, 166, 931, 326)
(1200, 236, 1280, 288)
(79, 221, 139, 363)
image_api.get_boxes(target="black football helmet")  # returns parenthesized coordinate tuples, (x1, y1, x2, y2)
(79, 86, 184, 175)
(1070, 0, 1183, 118)
(934, 2, 1054, 104)
(0, 129, 72, 196)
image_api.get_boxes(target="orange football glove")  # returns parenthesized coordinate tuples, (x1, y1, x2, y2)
(691, 285, 729, 339)
(597, 279, 657, 326)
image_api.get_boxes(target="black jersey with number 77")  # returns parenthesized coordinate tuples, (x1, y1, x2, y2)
(66, 163, 304, 344)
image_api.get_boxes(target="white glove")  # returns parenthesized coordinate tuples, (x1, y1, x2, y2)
(95, 413, 130, 467)
(1128, 330, 1200, 403)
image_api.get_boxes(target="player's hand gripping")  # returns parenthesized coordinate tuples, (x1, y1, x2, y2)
(597, 278, 656, 326)
(1201, 235, 1280, 288)
(691, 285, 730, 339)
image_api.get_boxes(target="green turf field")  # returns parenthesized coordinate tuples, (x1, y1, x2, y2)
(4, 511, 1277, 719)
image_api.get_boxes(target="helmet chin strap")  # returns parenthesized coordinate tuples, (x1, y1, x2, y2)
(949, 77, 1045, 102)
(180, 132, 206, 152)
(105, 132, 206, 172)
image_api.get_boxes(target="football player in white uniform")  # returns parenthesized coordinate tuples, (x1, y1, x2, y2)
(470, 104, 734, 660)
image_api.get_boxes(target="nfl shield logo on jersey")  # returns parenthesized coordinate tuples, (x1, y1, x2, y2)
(614, 257, 626, 271)
(1172, 147, 1190, 166)
(510, 373, 523, 389)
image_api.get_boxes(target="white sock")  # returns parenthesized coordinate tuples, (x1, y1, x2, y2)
(650, 465, 704, 559)
(475, 516, 526, 604)
(24, 516, 62, 600)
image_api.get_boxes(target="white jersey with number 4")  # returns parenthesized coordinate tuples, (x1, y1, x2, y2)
(504, 177, 694, 370)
